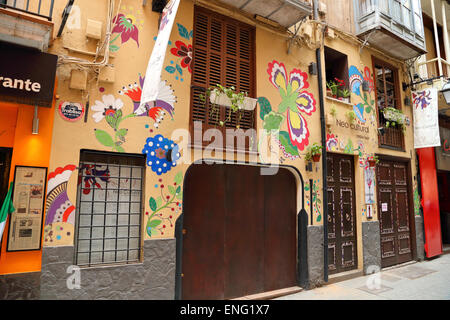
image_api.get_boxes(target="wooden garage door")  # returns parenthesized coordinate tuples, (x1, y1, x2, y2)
(181, 164, 297, 300)
(326, 153, 358, 275)
(376, 159, 413, 268)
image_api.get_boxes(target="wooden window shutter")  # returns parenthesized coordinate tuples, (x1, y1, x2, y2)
(190, 6, 256, 150)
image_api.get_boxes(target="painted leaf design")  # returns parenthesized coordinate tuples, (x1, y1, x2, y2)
(176, 191, 183, 200)
(174, 172, 183, 185)
(177, 23, 190, 40)
(176, 186, 181, 194)
(117, 128, 128, 137)
(165, 66, 176, 74)
(278, 131, 299, 157)
(189, 30, 193, 39)
(115, 145, 125, 153)
(155, 196, 162, 208)
(95, 129, 114, 147)
(176, 64, 183, 76)
(316, 215, 322, 222)
(168, 185, 176, 195)
(105, 114, 117, 129)
(258, 97, 272, 120)
(148, 219, 162, 228)
(110, 44, 120, 52)
(149, 197, 157, 211)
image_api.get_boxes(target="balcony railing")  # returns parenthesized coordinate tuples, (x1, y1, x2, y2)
(0, 0, 54, 21)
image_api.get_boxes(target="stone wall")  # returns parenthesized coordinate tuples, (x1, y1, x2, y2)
(307, 225, 324, 289)
(40, 239, 176, 300)
(0, 271, 40, 300)
(362, 220, 381, 274)
(415, 215, 425, 261)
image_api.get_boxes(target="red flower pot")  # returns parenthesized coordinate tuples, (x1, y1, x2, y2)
(312, 154, 321, 162)
(368, 160, 376, 167)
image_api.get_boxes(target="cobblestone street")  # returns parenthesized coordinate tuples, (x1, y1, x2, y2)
(277, 253, 450, 300)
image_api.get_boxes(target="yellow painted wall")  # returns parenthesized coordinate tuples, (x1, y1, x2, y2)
(39, 0, 419, 273)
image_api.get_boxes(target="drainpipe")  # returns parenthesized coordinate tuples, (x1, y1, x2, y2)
(313, 0, 328, 283)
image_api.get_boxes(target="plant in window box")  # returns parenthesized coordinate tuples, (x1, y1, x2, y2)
(199, 84, 257, 128)
(383, 107, 406, 132)
(339, 88, 351, 103)
(326, 80, 339, 98)
(366, 155, 379, 167)
(305, 143, 323, 163)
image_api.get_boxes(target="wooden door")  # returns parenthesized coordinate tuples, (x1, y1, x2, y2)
(377, 159, 413, 268)
(326, 153, 358, 275)
(181, 164, 297, 300)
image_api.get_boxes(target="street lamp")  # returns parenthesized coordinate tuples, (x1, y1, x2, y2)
(441, 80, 450, 105)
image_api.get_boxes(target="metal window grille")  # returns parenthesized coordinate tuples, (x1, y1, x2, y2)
(0, 0, 55, 21)
(74, 151, 145, 267)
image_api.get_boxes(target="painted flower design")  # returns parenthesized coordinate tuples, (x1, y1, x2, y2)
(142, 135, 181, 175)
(413, 90, 431, 110)
(170, 41, 192, 73)
(91, 94, 124, 123)
(326, 134, 338, 151)
(112, 13, 140, 47)
(119, 75, 176, 128)
(267, 60, 316, 151)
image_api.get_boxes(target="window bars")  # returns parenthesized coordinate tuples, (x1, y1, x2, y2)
(74, 156, 144, 267)
(0, 0, 55, 21)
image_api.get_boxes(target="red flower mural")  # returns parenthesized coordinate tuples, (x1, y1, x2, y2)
(170, 40, 192, 73)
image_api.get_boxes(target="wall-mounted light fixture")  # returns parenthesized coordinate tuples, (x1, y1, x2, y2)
(32, 105, 39, 135)
(308, 62, 317, 75)
(441, 80, 450, 105)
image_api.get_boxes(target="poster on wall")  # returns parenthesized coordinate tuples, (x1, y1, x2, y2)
(412, 88, 441, 149)
(137, 0, 180, 114)
(364, 167, 375, 204)
(7, 166, 47, 252)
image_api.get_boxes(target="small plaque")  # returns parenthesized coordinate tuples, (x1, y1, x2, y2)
(59, 102, 84, 122)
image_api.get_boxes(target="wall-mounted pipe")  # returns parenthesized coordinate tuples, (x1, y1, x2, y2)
(313, 0, 328, 283)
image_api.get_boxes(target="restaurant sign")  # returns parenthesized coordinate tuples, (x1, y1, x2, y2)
(0, 43, 58, 108)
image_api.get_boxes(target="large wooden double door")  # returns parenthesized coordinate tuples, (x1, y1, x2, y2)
(376, 159, 413, 267)
(326, 154, 358, 275)
(181, 164, 297, 300)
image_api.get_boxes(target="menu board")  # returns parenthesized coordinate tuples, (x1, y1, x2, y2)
(7, 166, 47, 251)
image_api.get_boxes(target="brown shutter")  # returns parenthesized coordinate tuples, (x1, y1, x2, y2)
(190, 6, 256, 149)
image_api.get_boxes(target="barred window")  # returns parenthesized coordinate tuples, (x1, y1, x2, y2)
(74, 150, 145, 267)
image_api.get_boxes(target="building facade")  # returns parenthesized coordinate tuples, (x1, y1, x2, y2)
(0, 0, 441, 300)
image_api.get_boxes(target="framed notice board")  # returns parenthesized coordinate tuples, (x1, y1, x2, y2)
(7, 166, 47, 252)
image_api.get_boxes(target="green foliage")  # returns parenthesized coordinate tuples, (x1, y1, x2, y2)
(346, 111, 356, 124)
(305, 143, 323, 162)
(263, 112, 283, 132)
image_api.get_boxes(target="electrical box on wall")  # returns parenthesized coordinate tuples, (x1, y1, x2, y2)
(98, 66, 115, 83)
(86, 19, 103, 40)
(70, 69, 88, 90)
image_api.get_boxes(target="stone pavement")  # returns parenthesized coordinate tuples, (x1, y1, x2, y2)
(276, 253, 450, 300)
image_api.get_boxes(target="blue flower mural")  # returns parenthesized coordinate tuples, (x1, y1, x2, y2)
(142, 134, 180, 175)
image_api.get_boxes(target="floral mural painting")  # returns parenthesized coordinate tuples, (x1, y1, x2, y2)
(261, 60, 317, 159)
(305, 179, 321, 222)
(77, 164, 110, 195)
(44, 165, 77, 245)
(45, 165, 77, 226)
(349, 65, 375, 123)
(326, 134, 339, 152)
(146, 172, 183, 237)
(110, 7, 144, 52)
(165, 23, 193, 82)
(142, 134, 181, 175)
(119, 75, 176, 128)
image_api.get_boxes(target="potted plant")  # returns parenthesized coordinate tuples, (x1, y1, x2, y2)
(366, 155, 379, 167)
(326, 80, 339, 99)
(383, 107, 406, 132)
(346, 110, 356, 124)
(305, 143, 323, 163)
(199, 84, 257, 127)
(339, 88, 351, 103)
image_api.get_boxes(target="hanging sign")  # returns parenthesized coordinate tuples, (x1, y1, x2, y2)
(412, 88, 441, 149)
(137, 0, 180, 115)
(0, 43, 57, 108)
(58, 102, 85, 122)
